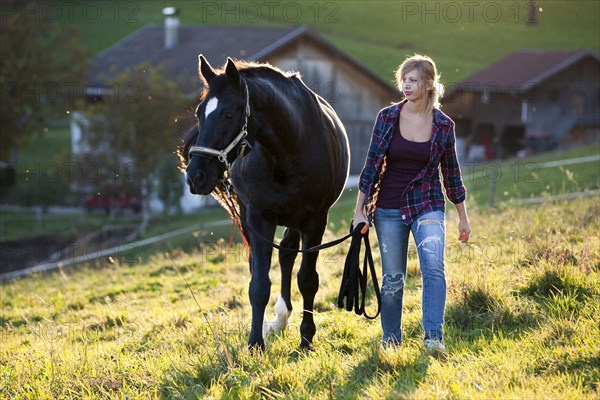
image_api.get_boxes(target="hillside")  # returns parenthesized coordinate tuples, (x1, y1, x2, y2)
(58, 0, 600, 83)
(1, 195, 598, 398)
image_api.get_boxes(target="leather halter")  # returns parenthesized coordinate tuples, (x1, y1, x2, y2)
(188, 79, 252, 175)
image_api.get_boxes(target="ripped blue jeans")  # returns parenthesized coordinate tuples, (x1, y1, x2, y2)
(374, 209, 446, 345)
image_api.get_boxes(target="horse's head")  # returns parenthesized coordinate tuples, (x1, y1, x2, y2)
(185, 56, 252, 195)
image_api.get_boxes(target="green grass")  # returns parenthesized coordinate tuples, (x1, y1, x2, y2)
(56, 0, 600, 83)
(5, 125, 69, 195)
(1, 192, 599, 398)
(461, 145, 600, 207)
(13, 124, 71, 165)
(0, 211, 141, 242)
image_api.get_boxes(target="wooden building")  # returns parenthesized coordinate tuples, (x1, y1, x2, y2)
(444, 50, 600, 160)
(81, 22, 399, 175)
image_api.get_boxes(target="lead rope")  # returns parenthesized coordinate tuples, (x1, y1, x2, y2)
(221, 181, 380, 319)
(337, 222, 381, 319)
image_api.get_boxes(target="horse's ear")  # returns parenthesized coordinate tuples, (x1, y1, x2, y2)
(198, 54, 216, 84)
(225, 57, 242, 88)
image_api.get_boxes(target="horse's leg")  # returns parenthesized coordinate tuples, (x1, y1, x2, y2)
(266, 228, 300, 336)
(245, 214, 276, 351)
(297, 219, 327, 348)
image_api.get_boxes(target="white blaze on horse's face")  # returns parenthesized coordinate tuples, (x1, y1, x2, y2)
(204, 97, 218, 120)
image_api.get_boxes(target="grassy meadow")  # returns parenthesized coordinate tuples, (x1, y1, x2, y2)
(2, 1, 600, 398)
(2, 149, 599, 398)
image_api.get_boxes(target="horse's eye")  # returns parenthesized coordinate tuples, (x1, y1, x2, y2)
(225, 112, 233, 119)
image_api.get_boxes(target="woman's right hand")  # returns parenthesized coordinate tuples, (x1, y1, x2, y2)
(352, 191, 369, 233)
(352, 210, 369, 233)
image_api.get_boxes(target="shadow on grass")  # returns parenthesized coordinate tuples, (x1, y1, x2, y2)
(445, 285, 540, 342)
(159, 337, 432, 399)
(159, 344, 237, 399)
(521, 267, 596, 302)
(535, 354, 600, 392)
(333, 343, 431, 399)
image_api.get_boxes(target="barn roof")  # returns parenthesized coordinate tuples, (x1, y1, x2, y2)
(451, 49, 599, 94)
(89, 24, 396, 95)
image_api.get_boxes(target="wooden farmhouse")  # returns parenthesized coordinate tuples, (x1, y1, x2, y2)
(443, 50, 600, 160)
(76, 17, 399, 178)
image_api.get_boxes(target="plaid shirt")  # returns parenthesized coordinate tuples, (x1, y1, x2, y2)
(358, 100, 467, 225)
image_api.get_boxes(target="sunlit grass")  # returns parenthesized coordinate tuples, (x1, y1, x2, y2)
(2, 193, 599, 398)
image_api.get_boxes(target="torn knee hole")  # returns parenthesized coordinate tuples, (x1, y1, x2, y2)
(382, 273, 405, 296)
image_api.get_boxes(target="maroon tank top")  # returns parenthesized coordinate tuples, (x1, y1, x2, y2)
(376, 121, 431, 209)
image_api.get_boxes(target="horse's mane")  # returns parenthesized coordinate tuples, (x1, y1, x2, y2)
(208, 58, 300, 80)
(237, 61, 309, 132)
(212, 183, 247, 247)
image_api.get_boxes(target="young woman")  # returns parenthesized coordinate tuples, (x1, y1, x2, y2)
(353, 54, 471, 351)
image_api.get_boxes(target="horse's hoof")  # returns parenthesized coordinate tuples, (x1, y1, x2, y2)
(299, 338, 314, 351)
(248, 340, 265, 354)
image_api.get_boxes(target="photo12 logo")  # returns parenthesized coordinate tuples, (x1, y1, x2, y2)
(9, 161, 139, 185)
(198, 1, 339, 23)
(1, 1, 139, 24)
(1, 81, 142, 105)
(400, 1, 541, 24)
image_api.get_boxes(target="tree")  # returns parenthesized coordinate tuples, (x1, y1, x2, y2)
(157, 156, 184, 216)
(0, 0, 89, 161)
(81, 62, 194, 224)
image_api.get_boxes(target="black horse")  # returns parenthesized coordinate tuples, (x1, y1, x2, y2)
(182, 56, 349, 350)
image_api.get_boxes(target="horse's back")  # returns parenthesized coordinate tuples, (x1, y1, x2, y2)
(232, 72, 350, 222)
(314, 94, 350, 200)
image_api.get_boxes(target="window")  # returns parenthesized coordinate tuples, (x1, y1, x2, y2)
(571, 91, 585, 116)
(521, 101, 528, 123)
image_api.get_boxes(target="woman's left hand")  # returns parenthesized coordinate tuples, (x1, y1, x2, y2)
(458, 219, 471, 243)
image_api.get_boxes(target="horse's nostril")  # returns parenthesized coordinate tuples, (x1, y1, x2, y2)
(194, 171, 206, 187)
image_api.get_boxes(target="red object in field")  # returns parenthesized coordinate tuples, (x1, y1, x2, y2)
(83, 193, 111, 214)
(83, 191, 142, 214)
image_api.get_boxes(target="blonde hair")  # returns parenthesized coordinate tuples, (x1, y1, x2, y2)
(395, 54, 444, 113)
